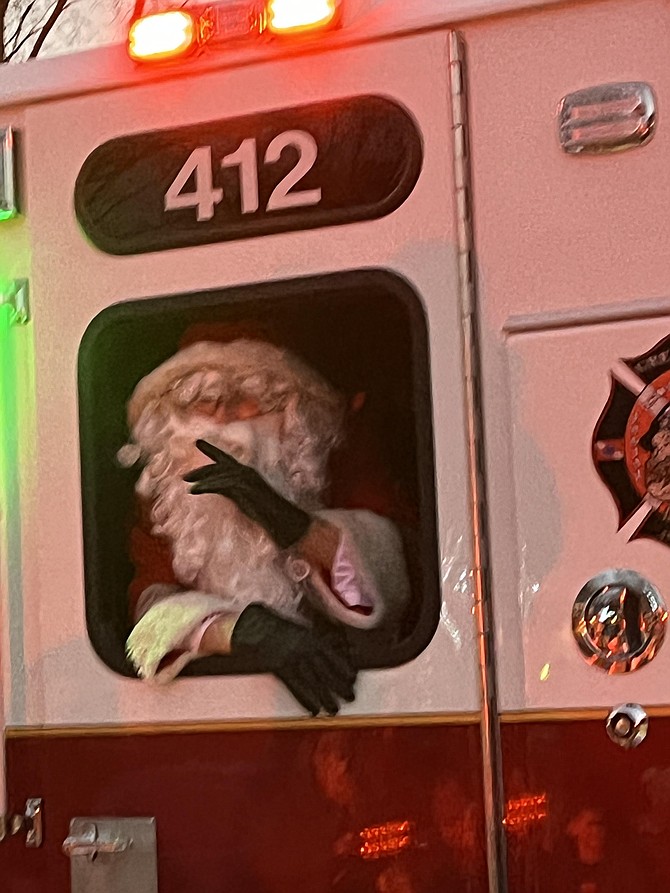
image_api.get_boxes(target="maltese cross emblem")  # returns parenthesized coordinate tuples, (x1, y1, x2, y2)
(593, 334, 670, 547)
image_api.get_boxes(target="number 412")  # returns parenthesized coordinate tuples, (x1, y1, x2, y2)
(164, 130, 322, 221)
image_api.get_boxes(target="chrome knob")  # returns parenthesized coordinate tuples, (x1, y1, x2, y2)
(606, 703, 649, 749)
(572, 569, 667, 673)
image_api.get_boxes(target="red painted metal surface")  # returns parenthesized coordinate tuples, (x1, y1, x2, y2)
(9, 715, 665, 891)
(503, 718, 667, 892)
(3, 723, 486, 892)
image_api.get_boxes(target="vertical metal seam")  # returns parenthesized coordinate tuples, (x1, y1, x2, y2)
(448, 30, 508, 893)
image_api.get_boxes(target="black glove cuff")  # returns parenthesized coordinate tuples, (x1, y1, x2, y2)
(268, 501, 311, 550)
(231, 603, 277, 652)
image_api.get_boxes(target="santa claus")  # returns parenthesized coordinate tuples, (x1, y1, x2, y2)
(119, 338, 410, 715)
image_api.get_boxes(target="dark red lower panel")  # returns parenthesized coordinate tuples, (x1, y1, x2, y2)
(503, 717, 668, 892)
(3, 723, 487, 892)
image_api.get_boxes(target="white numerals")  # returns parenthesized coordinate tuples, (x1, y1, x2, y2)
(164, 130, 321, 221)
(164, 146, 223, 222)
(266, 130, 322, 211)
(221, 138, 259, 214)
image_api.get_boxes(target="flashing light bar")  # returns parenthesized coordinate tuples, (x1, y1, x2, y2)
(127, 0, 341, 62)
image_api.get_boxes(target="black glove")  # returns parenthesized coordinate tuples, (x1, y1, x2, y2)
(184, 440, 311, 549)
(231, 603, 357, 716)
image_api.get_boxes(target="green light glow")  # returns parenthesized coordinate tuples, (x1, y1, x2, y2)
(0, 296, 36, 726)
(0, 302, 16, 489)
(0, 209, 16, 223)
(0, 215, 35, 730)
(0, 303, 19, 579)
(0, 298, 37, 507)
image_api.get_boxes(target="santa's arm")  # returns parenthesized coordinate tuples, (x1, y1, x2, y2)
(183, 443, 410, 628)
(189, 509, 408, 648)
(127, 582, 357, 716)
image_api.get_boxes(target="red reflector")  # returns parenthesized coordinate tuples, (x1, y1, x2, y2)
(503, 794, 548, 831)
(266, 0, 338, 33)
(128, 10, 197, 62)
(359, 821, 415, 860)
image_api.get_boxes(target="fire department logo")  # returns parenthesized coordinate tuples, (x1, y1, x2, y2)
(593, 334, 670, 546)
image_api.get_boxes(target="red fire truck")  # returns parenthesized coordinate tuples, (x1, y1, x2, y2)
(1, 0, 668, 890)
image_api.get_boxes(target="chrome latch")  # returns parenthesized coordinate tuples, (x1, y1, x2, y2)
(558, 82, 656, 154)
(0, 278, 29, 325)
(62, 820, 132, 861)
(0, 798, 43, 847)
(63, 818, 157, 892)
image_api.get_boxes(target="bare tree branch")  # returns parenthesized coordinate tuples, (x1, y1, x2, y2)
(0, 0, 11, 62)
(27, 0, 68, 57)
(6, 0, 37, 52)
(5, 22, 46, 60)
(3, 0, 128, 63)
(4, 0, 59, 60)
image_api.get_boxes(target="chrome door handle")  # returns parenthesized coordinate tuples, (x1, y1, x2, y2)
(62, 822, 131, 860)
(572, 569, 667, 673)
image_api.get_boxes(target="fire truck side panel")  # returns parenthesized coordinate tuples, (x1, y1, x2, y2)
(1, 31, 480, 729)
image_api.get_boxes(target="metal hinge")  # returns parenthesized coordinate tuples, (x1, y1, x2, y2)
(448, 31, 508, 893)
(0, 798, 43, 847)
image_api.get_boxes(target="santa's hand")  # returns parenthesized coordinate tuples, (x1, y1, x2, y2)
(231, 603, 357, 716)
(184, 440, 311, 550)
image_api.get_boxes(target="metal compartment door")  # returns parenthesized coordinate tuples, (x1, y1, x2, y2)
(466, 0, 670, 889)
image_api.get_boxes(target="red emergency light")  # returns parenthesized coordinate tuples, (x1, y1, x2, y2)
(127, 0, 341, 62)
(266, 0, 338, 33)
(128, 10, 198, 62)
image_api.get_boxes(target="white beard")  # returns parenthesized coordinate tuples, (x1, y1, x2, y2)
(134, 415, 319, 621)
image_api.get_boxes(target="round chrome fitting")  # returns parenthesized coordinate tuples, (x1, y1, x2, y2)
(606, 703, 649, 749)
(572, 569, 667, 673)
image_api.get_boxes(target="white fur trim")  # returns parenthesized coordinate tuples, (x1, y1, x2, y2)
(126, 591, 235, 681)
(311, 509, 410, 629)
(127, 339, 343, 429)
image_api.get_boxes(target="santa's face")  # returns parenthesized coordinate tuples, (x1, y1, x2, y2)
(173, 400, 292, 499)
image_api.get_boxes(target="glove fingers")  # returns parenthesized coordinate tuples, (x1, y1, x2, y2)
(183, 465, 217, 484)
(300, 662, 341, 716)
(279, 667, 324, 717)
(313, 654, 356, 703)
(194, 439, 242, 467)
(316, 686, 341, 717)
(189, 478, 234, 495)
(184, 466, 240, 485)
(188, 474, 249, 497)
(316, 638, 357, 687)
(281, 661, 343, 717)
